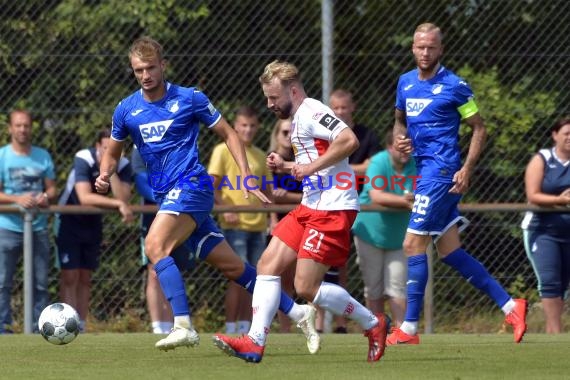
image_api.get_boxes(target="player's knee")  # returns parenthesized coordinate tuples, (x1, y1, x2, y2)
(294, 279, 319, 302)
(144, 238, 169, 263)
(402, 239, 417, 256)
(255, 252, 275, 275)
(220, 261, 245, 280)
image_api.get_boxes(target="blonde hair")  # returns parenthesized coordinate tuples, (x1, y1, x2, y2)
(414, 23, 443, 41)
(129, 36, 164, 62)
(259, 60, 301, 86)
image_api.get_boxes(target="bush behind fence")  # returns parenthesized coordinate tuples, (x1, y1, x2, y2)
(2, 0, 570, 332)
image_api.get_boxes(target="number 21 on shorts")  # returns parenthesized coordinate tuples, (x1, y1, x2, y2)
(304, 229, 325, 252)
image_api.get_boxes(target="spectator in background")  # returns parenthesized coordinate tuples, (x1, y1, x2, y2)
(330, 89, 381, 180)
(318, 89, 381, 333)
(0, 109, 57, 334)
(131, 148, 195, 335)
(208, 105, 273, 334)
(268, 117, 302, 332)
(56, 128, 133, 332)
(352, 132, 416, 327)
(522, 117, 570, 333)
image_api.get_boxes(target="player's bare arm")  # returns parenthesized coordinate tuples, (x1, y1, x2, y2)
(393, 108, 412, 154)
(267, 152, 295, 172)
(450, 113, 487, 194)
(95, 138, 124, 193)
(291, 128, 359, 180)
(212, 118, 271, 203)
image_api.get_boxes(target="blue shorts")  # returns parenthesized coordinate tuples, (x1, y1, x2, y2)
(56, 236, 101, 271)
(407, 180, 468, 238)
(140, 213, 196, 271)
(155, 185, 214, 215)
(155, 188, 223, 261)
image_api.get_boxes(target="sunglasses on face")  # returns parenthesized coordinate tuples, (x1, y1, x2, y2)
(281, 130, 290, 137)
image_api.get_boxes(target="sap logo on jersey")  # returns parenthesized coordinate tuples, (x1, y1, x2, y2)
(139, 120, 174, 143)
(406, 99, 433, 117)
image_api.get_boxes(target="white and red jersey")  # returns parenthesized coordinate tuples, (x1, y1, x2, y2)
(291, 98, 360, 211)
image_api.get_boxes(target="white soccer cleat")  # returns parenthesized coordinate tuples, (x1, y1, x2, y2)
(296, 304, 321, 354)
(155, 326, 200, 351)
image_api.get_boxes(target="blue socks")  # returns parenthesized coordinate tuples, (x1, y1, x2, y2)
(155, 258, 297, 319)
(404, 254, 429, 322)
(236, 262, 294, 314)
(154, 256, 190, 316)
(442, 248, 511, 308)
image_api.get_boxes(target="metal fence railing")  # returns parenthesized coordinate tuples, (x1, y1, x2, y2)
(3, 203, 565, 334)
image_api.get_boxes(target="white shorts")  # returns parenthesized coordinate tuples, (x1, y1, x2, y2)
(353, 236, 407, 300)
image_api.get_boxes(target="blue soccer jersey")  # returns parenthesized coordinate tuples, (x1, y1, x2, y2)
(112, 82, 221, 195)
(395, 66, 479, 183)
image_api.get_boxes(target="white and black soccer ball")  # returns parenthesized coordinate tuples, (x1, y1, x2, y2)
(38, 303, 80, 345)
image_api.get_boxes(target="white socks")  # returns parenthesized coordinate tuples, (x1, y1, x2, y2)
(152, 321, 174, 334)
(248, 275, 281, 346)
(286, 302, 307, 322)
(313, 282, 377, 331)
(174, 315, 192, 330)
(502, 298, 516, 315)
(400, 321, 418, 336)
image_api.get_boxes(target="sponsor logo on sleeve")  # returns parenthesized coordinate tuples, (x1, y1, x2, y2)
(207, 102, 217, 115)
(318, 113, 340, 130)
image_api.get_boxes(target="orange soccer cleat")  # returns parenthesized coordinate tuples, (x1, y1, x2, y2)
(504, 298, 528, 343)
(386, 327, 420, 345)
(212, 334, 265, 363)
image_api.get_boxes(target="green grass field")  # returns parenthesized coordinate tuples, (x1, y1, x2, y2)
(3, 333, 570, 380)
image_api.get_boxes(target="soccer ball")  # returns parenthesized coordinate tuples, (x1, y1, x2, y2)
(38, 303, 80, 345)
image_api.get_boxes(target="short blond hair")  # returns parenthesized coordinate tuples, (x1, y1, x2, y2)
(414, 23, 443, 41)
(129, 36, 164, 62)
(259, 60, 301, 86)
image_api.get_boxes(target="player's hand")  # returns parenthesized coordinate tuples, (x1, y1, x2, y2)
(450, 167, 471, 194)
(291, 163, 312, 181)
(267, 152, 284, 171)
(118, 202, 134, 224)
(242, 175, 272, 204)
(95, 172, 111, 194)
(223, 212, 239, 225)
(395, 135, 413, 154)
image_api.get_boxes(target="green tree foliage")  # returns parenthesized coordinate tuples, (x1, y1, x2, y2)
(458, 65, 556, 197)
